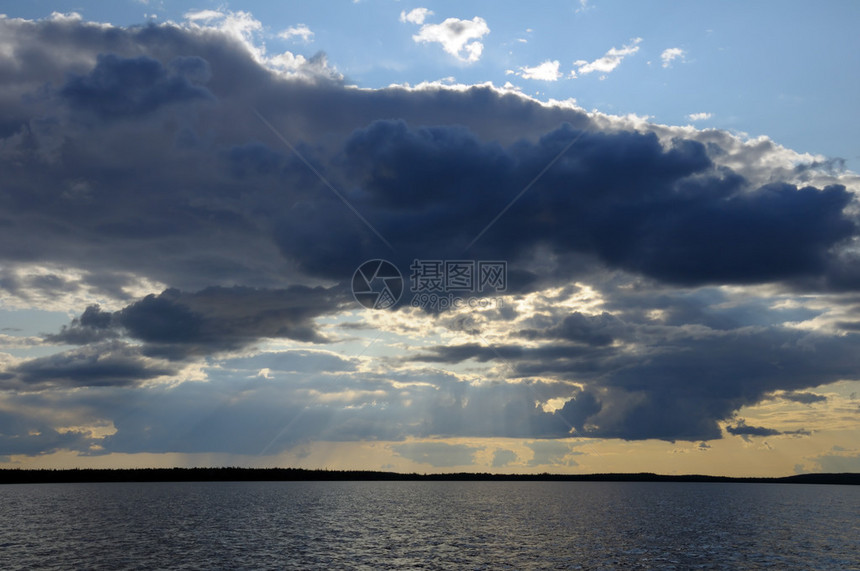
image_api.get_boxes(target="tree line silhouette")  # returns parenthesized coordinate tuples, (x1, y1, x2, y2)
(0, 468, 857, 485)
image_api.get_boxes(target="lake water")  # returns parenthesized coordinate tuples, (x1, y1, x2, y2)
(0, 481, 857, 569)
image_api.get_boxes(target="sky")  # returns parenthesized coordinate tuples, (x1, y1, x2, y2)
(0, 1, 859, 476)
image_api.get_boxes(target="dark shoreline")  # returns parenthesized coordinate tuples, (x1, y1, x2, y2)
(1, 468, 858, 485)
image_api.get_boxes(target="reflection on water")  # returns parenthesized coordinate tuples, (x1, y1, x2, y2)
(1, 481, 858, 569)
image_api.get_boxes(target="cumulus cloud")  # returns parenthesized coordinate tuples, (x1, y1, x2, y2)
(278, 24, 314, 43)
(661, 47, 685, 68)
(574, 37, 641, 75)
(687, 112, 712, 121)
(184, 9, 262, 47)
(0, 13, 858, 459)
(399, 7, 433, 25)
(511, 60, 562, 81)
(182, 9, 337, 80)
(410, 16, 490, 63)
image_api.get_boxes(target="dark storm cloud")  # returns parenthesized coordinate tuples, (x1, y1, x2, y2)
(0, 396, 96, 457)
(518, 311, 625, 346)
(117, 286, 339, 352)
(1, 14, 859, 455)
(275, 117, 855, 289)
(60, 54, 213, 119)
(604, 287, 822, 331)
(412, 378, 599, 440)
(43, 304, 119, 344)
(725, 419, 810, 439)
(266, 117, 859, 288)
(47, 285, 347, 358)
(413, 319, 860, 441)
(583, 329, 854, 441)
(725, 421, 781, 437)
(777, 391, 828, 405)
(1, 15, 857, 296)
(0, 331, 838, 455)
(410, 341, 618, 365)
(0, 425, 93, 456)
(0, 341, 177, 390)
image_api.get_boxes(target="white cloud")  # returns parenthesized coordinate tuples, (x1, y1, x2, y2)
(278, 24, 314, 43)
(184, 9, 262, 39)
(411, 16, 490, 63)
(400, 7, 434, 25)
(661, 47, 685, 68)
(574, 37, 641, 75)
(268, 51, 308, 71)
(184, 9, 263, 58)
(183, 9, 220, 21)
(49, 11, 83, 21)
(182, 10, 339, 80)
(513, 60, 562, 81)
(687, 112, 712, 122)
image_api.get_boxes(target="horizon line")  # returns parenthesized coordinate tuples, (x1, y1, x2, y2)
(1, 467, 857, 486)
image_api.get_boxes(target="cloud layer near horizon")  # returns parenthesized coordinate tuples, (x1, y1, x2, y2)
(1, 14, 859, 462)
